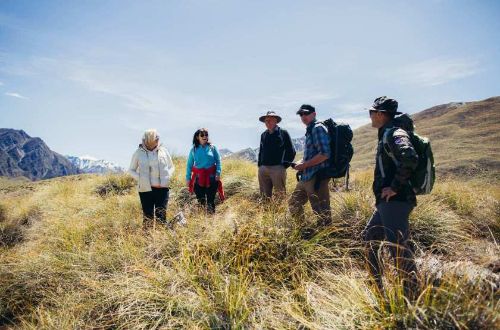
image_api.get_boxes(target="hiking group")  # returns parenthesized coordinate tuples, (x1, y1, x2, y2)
(128, 96, 435, 299)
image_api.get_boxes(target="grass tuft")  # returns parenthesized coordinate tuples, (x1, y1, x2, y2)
(0, 161, 498, 329)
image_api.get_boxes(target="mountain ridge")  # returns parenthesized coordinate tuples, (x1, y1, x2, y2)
(351, 96, 500, 179)
(0, 128, 80, 180)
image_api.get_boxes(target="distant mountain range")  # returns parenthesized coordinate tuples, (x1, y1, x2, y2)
(222, 136, 305, 162)
(0, 129, 123, 180)
(0, 129, 79, 180)
(65, 155, 124, 174)
(2, 97, 498, 181)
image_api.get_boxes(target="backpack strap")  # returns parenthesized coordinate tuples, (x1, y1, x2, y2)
(277, 127, 287, 164)
(378, 128, 399, 178)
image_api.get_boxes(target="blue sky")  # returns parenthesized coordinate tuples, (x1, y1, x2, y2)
(1, 0, 499, 167)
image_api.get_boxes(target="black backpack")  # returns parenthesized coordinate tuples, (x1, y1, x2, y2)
(310, 119, 354, 188)
(382, 114, 435, 195)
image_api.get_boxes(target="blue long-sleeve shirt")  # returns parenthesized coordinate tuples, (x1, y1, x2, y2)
(301, 119, 331, 181)
(185, 144, 222, 181)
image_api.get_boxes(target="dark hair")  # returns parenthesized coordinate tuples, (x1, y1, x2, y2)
(192, 128, 212, 148)
(384, 112, 396, 120)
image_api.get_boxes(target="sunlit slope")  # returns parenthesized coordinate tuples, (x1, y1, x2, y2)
(351, 96, 500, 180)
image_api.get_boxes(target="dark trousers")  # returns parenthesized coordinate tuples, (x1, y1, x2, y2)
(362, 201, 418, 297)
(139, 187, 169, 227)
(194, 178, 218, 214)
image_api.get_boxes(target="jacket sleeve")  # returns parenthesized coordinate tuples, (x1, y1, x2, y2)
(164, 148, 175, 178)
(186, 147, 194, 181)
(257, 132, 264, 167)
(213, 145, 222, 176)
(312, 125, 331, 158)
(282, 129, 296, 166)
(128, 150, 140, 180)
(388, 129, 418, 192)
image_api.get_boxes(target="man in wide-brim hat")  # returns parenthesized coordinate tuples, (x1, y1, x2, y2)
(257, 110, 296, 199)
(259, 111, 282, 123)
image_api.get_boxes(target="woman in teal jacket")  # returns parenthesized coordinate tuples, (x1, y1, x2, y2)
(186, 128, 222, 213)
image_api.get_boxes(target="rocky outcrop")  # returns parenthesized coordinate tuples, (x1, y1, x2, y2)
(0, 129, 79, 180)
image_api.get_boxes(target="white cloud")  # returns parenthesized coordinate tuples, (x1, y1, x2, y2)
(4, 92, 28, 99)
(394, 57, 480, 87)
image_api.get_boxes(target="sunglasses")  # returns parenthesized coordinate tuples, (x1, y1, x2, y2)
(299, 112, 311, 117)
(369, 110, 380, 116)
(199, 132, 209, 137)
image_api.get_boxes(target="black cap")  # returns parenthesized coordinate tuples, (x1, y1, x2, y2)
(369, 96, 401, 114)
(296, 104, 316, 115)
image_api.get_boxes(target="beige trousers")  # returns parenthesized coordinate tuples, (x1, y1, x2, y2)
(258, 165, 287, 198)
(288, 177, 331, 225)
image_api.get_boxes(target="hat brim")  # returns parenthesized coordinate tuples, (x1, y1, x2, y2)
(368, 107, 402, 115)
(259, 115, 282, 123)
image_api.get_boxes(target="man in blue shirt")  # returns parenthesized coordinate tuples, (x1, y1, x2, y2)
(289, 104, 332, 227)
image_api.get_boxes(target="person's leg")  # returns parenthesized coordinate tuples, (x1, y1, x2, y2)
(206, 178, 218, 214)
(305, 178, 332, 226)
(362, 210, 385, 292)
(377, 201, 418, 299)
(258, 166, 273, 198)
(194, 182, 207, 208)
(139, 191, 154, 229)
(153, 187, 169, 223)
(269, 165, 287, 199)
(288, 181, 308, 222)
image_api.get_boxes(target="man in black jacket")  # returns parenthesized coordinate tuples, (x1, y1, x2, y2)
(362, 96, 419, 298)
(258, 111, 296, 199)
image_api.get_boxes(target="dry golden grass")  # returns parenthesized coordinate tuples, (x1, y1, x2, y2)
(0, 159, 499, 329)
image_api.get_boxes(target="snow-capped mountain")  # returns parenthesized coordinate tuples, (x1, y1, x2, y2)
(218, 148, 233, 158)
(66, 155, 124, 174)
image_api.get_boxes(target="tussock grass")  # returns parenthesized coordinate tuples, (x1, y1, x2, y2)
(94, 174, 136, 197)
(0, 162, 499, 329)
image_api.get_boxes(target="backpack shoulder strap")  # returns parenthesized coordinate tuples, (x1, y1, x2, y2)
(382, 127, 399, 165)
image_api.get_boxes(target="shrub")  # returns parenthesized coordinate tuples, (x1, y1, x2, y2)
(94, 175, 135, 197)
(0, 204, 42, 247)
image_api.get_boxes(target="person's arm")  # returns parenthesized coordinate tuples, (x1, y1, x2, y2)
(257, 132, 264, 167)
(313, 125, 331, 159)
(213, 145, 222, 179)
(281, 129, 296, 166)
(186, 147, 194, 182)
(296, 125, 329, 170)
(128, 150, 140, 180)
(388, 129, 418, 193)
(163, 148, 175, 178)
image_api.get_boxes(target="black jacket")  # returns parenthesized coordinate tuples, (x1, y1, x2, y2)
(258, 127, 296, 167)
(373, 121, 418, 205)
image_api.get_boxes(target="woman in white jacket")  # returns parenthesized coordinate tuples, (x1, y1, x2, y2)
(129, 129, 175, 228)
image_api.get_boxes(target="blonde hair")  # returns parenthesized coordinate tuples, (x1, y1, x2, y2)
(142, 129, 159, 149)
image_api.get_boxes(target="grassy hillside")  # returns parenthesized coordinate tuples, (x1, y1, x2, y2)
(0, 158, 499, 329)
(351, 97, 500, 180)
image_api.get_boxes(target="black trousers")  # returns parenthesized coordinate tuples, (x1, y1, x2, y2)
(362, 201, 418, 297)
(139, 187, 169, 225)
(194, 178, 218, 214)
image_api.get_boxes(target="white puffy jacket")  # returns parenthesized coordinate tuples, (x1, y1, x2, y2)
(128, 144, 175, 192)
